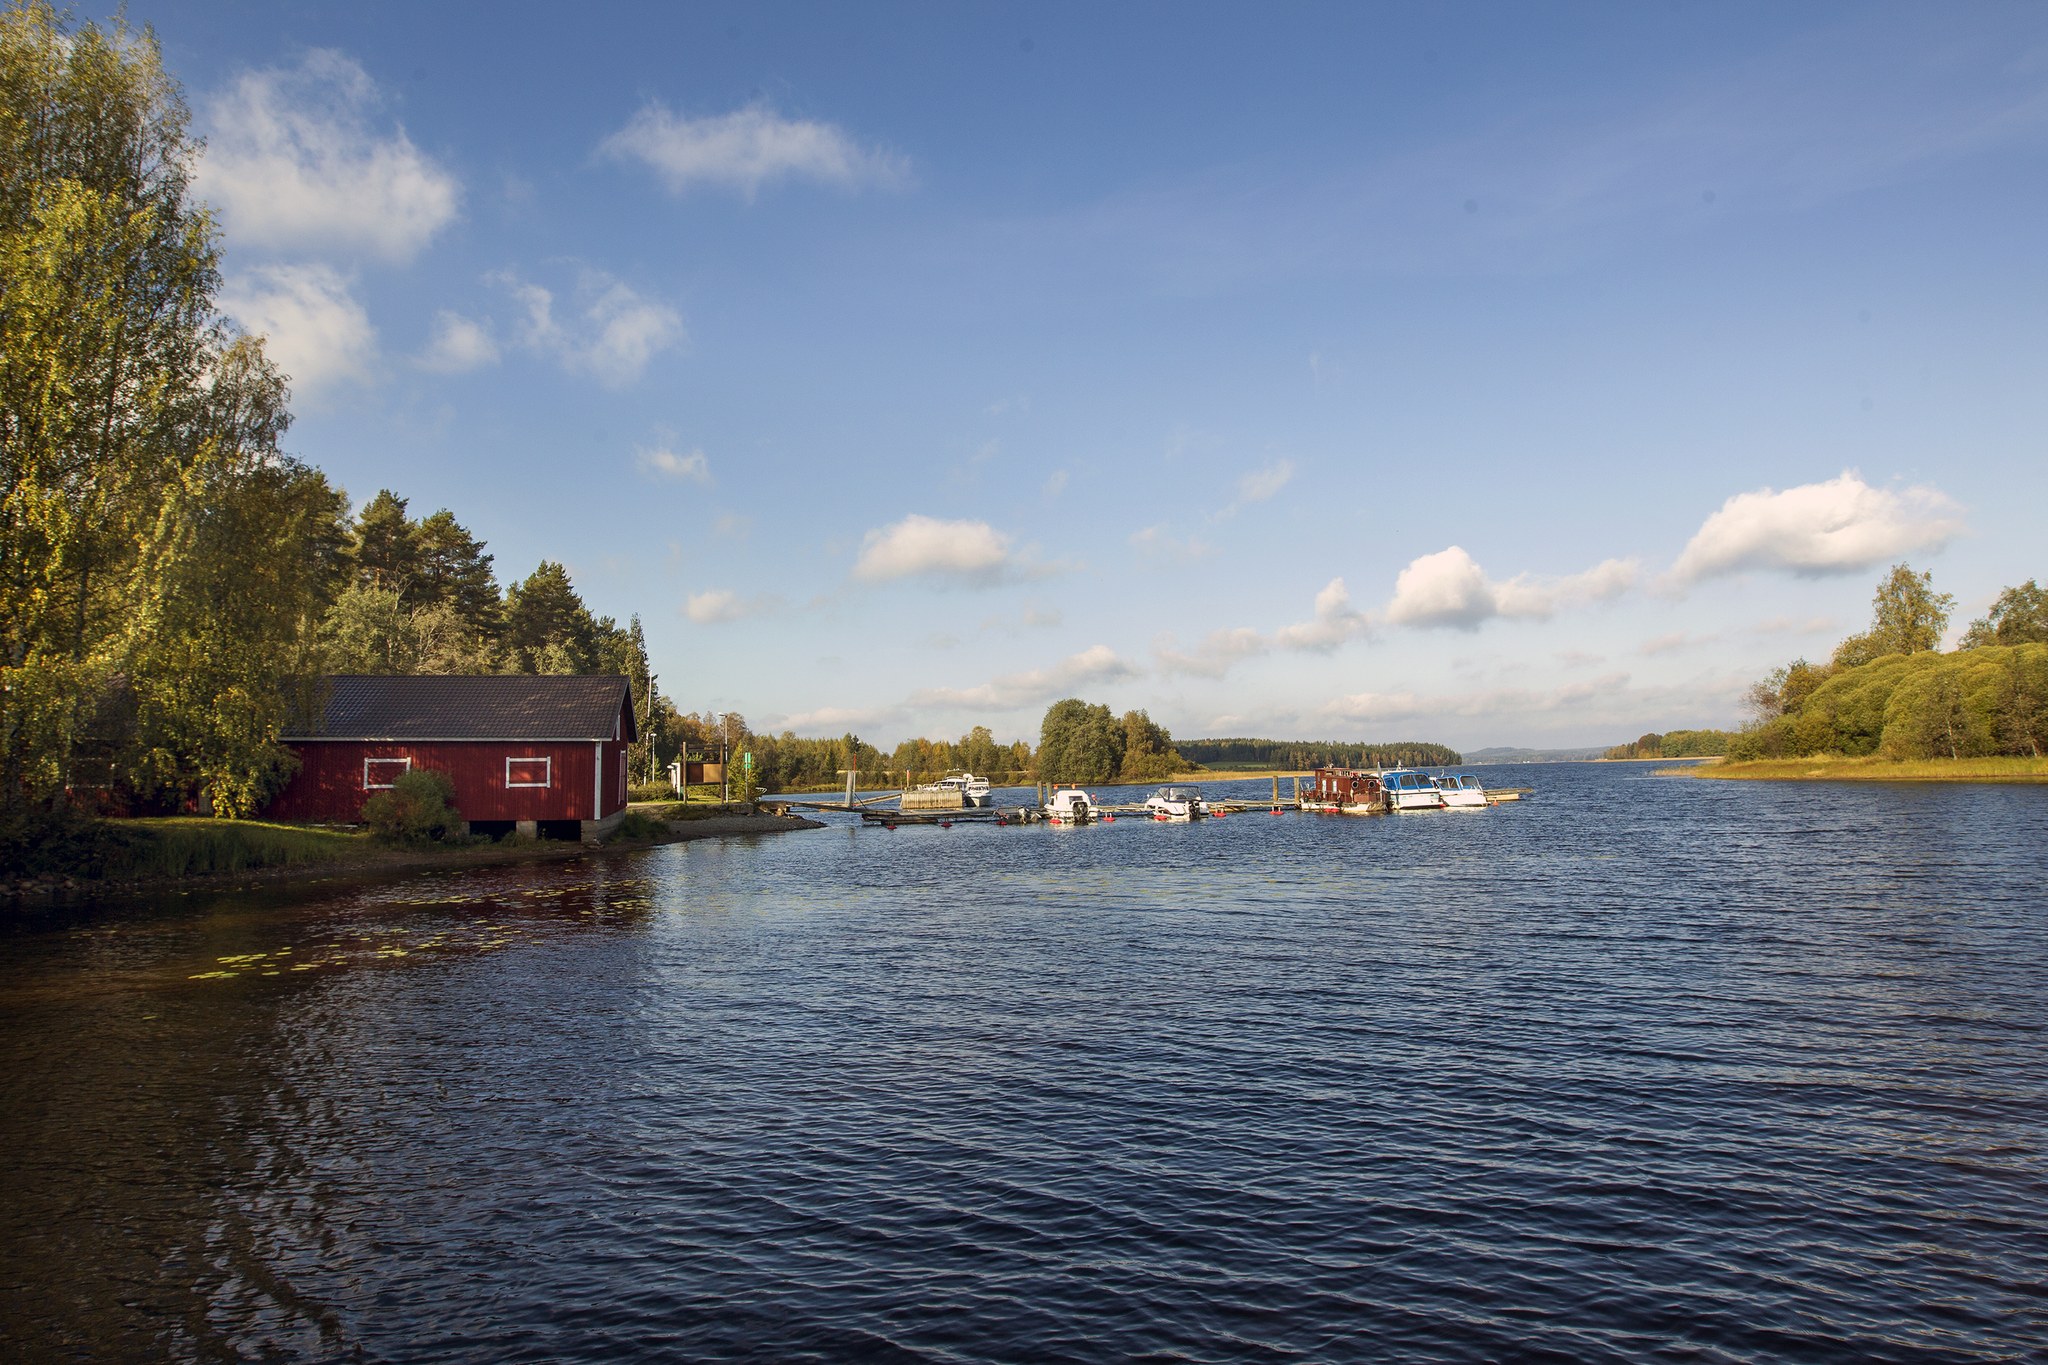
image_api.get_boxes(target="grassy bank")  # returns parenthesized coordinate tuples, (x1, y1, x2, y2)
(1672, 755, 2048, 783)
(106, 818, 371, 878)
(12, 814, 633, 901)
(631, 800, 765, 821)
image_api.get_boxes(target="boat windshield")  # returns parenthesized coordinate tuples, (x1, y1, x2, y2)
(1460, 775, 1482, 789)
(1399, 774, 1430, 789)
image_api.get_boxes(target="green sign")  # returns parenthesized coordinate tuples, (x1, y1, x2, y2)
(742, 752, 754, 771)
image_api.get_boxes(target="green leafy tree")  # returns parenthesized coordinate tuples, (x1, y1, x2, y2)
(321, 581, 497, 676)
(122, 361, 350, 815)
(958, 725, 1003, 776)
(1835, 563, 1954, 667)
(1037, 698, 1124, 783)
(2, 2, 346, 826)
(1115, 709, 1186, 782)
(1960, 580, 2048, 650)
(1998, 647, 2048, 757)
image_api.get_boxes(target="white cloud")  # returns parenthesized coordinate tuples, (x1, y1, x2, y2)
(496, 269, 684, 388)
(685, 589, 779, 623)
(1668, 471, 1963, 583)
(912, 645, 1139, 711)
(1157, 577, 1371, 677)
(599, 101, 909, 197)
(854, 514, 1048, 586)
(1043, 469, 1070, 498)
(1218, 458, 1295, 517)
(218, 264, 376, 393)
(779, 705, 901, 733)
(1275, 577, 1371, 650)
(639, 444, 711, 483)
(198, 50, 459, 262)
(1385, 546, 1637, 630)
(1324, 672, 1635, 723)
(418, 311, 498, 373)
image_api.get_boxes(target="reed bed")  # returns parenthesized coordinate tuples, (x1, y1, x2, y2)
(1672, 755, 2048, 783)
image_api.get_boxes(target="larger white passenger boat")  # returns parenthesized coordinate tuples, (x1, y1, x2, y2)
(918, 772, 992, 807)
(1380, 768, 1447, 811)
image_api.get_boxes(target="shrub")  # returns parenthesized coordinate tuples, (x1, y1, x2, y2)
(0, 804, 130, 878)
(361, 769, 461, 842)
(611, 810, 666, 841)
(627, 781, 673, 803)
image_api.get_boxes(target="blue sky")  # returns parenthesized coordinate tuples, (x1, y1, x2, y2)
(155, 1, 2048, 749)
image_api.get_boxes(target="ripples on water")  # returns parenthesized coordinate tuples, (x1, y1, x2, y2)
(2, 765, 2045, 1361)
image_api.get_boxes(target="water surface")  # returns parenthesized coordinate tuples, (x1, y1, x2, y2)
(3, 765, 2044, 1361)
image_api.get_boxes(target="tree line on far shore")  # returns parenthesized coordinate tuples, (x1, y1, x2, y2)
(1175, 738, 1462, 772)
(1604, 730, 1734, 760)
(1732, 566, 2047, 761)
(697, 703, 1465, 797)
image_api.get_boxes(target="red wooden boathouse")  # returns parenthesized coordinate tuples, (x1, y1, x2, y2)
(266, 675, 637, 839)
(1301, 767, 1385, 814)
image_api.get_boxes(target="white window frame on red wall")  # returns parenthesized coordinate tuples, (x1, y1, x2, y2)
(506, 756, 552, 788)
(363, 756, 411, 790)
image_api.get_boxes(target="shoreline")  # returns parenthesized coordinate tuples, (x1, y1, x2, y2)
(1664, 755, 2048, 783)
(2, 811, 824, 912)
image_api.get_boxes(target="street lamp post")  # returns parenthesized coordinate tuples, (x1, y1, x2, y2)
(645, 670, 658, 787)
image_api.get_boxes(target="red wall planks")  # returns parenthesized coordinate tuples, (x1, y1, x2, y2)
(267, 740, 629, 823)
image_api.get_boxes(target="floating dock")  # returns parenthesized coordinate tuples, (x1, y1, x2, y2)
(761, 773, 1529, 828)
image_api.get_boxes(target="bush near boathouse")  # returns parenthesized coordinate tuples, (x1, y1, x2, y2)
(361, 769, 463, 843)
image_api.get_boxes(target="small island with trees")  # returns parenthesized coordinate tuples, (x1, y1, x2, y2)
(1692, 565, 2047, 781)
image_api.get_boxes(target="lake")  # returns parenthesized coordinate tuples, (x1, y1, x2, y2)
(2, 764, 2044, 1361)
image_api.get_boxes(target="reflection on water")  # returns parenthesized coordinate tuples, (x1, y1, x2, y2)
(2, 766, 2045, 1361)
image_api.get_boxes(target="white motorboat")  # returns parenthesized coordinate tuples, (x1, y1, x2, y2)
(1381, 768, 1446, 811)
(1143, 785, 1210, 820)
(1045, 788, 1098, 824)
(1434, 772, 1488, 809)
(919, 772, 992, 807)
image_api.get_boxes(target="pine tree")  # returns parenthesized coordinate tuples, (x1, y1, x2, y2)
(350, 491, 421, 595)
(503, 561, 600, 673)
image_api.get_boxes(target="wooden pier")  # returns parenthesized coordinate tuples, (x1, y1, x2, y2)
(760, 772, 1529, 827)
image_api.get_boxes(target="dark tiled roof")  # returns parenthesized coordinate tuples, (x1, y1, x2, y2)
(287, 675, 637, 742)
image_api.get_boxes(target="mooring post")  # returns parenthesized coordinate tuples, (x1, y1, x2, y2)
(839, 768, 858, 809)
(1292, 775, 1301, 807)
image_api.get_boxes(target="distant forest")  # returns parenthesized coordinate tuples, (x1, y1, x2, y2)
(1604, 730, 1733, 760)
(1176, 739, 1463, 770)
